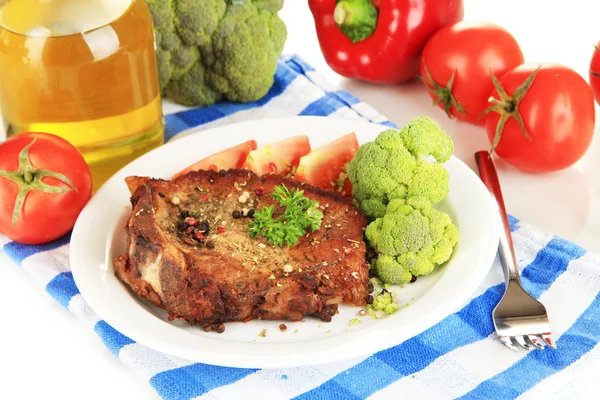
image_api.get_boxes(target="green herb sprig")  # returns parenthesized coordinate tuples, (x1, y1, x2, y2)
(248, 185, 324, 247)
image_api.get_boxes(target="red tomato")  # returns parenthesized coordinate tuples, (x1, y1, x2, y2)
(0, 132, 92, 244)
(243, 136, 311, 176)
(173, 140, 258, 179)
(294, 132, 359, 197)
(485, 63, 595, 173)
(420, 21, 524, 125)
(589, 42, 600, 106)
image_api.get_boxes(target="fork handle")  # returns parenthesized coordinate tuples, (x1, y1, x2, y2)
(475, 151, 520, 282)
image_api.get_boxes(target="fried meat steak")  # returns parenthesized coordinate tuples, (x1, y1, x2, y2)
(114, 169, 370, 330)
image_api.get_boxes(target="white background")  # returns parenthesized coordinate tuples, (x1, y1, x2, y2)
(2, 1, 600, 399)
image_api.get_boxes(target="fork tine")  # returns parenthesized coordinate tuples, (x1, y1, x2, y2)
(513, 336, 532, 351)
(499, 336, 520, 351)
(541, 333, 557, 349)
(515, 335, 533, 350)
(526, 334, 545, 350)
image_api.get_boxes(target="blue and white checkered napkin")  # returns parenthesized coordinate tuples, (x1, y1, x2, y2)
(2, 55, 600, 400)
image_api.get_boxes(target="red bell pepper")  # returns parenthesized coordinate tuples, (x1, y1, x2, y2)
(309, 0, 464, 84)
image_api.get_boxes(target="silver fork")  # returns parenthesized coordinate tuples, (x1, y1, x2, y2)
(475, 151, 556, 351)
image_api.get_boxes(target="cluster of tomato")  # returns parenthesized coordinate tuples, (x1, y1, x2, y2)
(309, 0, 597, 174)
(420, 21, 596, 174)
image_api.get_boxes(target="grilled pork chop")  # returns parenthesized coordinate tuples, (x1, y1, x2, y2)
(114, 169, 370, 331)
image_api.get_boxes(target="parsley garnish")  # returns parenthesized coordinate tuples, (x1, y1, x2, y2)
(248, 185, 324, 247)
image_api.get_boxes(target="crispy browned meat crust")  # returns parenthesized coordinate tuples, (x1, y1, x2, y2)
(114, 169, 370, 329)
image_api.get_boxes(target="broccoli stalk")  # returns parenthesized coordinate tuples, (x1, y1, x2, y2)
(146, 0, 287, 106)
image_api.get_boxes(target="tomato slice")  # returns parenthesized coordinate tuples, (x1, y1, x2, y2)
(173, 140, 258, 179)
(294, 132, 359, 197)
(242, 136, 311, 176)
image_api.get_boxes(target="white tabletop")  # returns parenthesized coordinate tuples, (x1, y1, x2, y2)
(2, 1, 600, 399)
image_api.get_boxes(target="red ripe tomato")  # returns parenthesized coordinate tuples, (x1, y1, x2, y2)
(589, 42, 600, 106)
(485, 63, 595, 173)
(420, 21, 524, 125)
(243, 136, 311, 176)
(294, 132, 359, 197)
(173, 140, 258, 179)
(0, 132, 92, 244)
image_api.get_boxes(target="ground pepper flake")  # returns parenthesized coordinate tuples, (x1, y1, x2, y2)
(217, 226, 226, 233)
(279, 324, 287, 332)
(194, 231, 205, 241)
(187, 218, 198, 227)
(200, 195, 209, 201)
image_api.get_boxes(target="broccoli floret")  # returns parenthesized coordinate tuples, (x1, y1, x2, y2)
(366, 291, 399, 317)
(366, 197, 459, 285)
(146, 0, 287, 106)
(374, 255, 413, 285)
(347, 116, 454, 219)
(399, 116, 454, 163)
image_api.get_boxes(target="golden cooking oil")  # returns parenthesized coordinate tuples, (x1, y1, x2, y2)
(0, 0, 164, 191)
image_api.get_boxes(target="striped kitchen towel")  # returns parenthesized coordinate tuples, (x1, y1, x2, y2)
(2, 55, 600, 400)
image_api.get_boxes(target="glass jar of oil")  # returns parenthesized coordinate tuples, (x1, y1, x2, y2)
(0, 0, 164, 191)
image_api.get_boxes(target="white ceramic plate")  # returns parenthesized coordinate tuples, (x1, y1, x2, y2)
(70, 116, 501, 369)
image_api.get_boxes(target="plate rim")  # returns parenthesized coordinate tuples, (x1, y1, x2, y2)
(70, 116, 501, 369)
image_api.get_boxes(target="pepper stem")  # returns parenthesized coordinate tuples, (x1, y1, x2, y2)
(334, 0, 378, 43)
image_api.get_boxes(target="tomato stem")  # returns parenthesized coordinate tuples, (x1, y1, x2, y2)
(480, 66, 540, 153)
(23, 167, 34, 183)
(422, 63, 465, 118)
(0, 138, 77, 225)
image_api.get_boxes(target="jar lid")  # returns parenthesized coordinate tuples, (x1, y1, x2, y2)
(0, 0, 132, 37)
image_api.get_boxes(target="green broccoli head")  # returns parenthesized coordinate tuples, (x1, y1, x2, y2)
(347, 117, 453, 219)
(146, 0, 287, 106)
(366, 197, 459, 285)
(399, 116, 454, 163)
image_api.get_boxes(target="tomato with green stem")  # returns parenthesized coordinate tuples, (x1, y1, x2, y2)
(420, 21, 524, 125)
(0, 132, 92, 244)
(483, 63, 595, 173)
